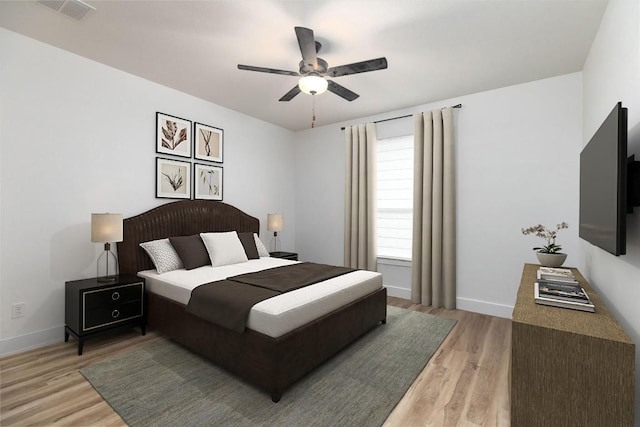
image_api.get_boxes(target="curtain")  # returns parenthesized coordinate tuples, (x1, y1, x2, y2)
(411, 108, 456, 308)
(344, 123, 377, 270)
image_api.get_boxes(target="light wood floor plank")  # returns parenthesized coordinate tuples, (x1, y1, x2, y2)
(1, 297, 511, 426)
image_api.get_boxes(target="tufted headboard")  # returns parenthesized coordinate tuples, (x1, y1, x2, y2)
(117, 200, 260, 274)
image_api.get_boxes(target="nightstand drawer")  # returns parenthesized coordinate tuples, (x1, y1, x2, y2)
(84, 300, 143, 330)
(84, 282, 143, 310)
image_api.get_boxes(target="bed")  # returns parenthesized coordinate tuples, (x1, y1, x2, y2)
(117, 200, 387, 402)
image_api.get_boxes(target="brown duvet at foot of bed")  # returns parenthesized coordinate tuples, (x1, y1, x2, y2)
(187, 280, 279, 332)
(187, 262, 358, 333)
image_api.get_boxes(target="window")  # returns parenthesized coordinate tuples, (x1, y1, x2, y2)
(376, 135, 413, 260)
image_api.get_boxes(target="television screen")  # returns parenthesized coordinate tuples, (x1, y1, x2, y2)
(579, 102, 627, 256)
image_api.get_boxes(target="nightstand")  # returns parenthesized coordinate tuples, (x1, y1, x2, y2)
(65, 274, 145, 355)
(269, 251, 298, 261)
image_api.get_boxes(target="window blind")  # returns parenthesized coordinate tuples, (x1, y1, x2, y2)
(376, 135, 413, 260)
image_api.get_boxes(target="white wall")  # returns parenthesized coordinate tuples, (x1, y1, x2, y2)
(295, 73, 583, 318)
(0, 28, 296, 355)
(581, 0, 640, 421)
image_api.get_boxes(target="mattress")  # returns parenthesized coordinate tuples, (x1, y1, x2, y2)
(138, 257, 383, 338)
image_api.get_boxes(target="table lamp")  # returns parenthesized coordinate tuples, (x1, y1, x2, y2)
(267, 213, 283, 253)
(91, 213, 123, 282)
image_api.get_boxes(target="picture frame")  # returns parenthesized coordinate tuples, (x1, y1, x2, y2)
(194, 122, 223, 163)
(156, 112, 192, 158)
(156, 157, 192, 199)
(194, 163, 223, 201)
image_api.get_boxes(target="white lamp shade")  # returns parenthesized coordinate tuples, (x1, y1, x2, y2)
(91, 213, 123, 243)
(267, 213, 284, 232)
(298, 75, 328, 95)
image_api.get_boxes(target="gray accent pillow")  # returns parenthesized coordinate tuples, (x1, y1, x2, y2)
(139, 238, 183, 274)
(169, 235, 211, 270)
(254, 233, 270, 257)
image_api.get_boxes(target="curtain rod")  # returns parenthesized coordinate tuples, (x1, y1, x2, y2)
(340, 103, 462, 131)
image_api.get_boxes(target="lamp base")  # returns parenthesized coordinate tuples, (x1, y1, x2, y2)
(96, 244, 119, 280)
(270, 232, 281, 253)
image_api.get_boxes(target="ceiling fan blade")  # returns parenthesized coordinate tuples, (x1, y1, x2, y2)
(327, 57, 388, 78)
(327, 80, 359, 101)
(295, 26, 318, 70)
(238, 64, 299, 76)
(279, 85, 302, 102)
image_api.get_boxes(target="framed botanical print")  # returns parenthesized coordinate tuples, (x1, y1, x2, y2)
(194, 122, 223, 163)
(194, 163, 223, 200)
(156, 157, 191, 199)
(156, 112, 192, 158)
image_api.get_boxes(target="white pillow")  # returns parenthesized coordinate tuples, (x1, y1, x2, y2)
(254, 233, 270, 257)
(201, 231, 249, 267)
(139, 238, 183, 274)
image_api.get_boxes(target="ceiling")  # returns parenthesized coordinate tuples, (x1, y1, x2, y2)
(0, 0, 607, 131)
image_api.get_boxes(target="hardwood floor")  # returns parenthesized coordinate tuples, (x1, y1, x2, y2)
(0, 297, 511, 426)
(383, 297, 511, 427)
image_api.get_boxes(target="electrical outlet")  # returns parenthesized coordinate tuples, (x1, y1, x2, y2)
(11, 303, 25, 319)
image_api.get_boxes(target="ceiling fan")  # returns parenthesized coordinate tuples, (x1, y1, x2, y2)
(238, 27, 388, 102)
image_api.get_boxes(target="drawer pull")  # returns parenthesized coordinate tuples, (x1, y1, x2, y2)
(112, 309, 120, 319)
(111, 291, 120, 301)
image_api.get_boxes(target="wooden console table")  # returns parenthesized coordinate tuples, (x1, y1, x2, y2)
(511, 263, 634, 426)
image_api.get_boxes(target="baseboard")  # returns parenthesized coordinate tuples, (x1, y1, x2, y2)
(456, 297, 513, 319)
(0, 325, 63, 357)
(384, 285, 411, 300)
(384, 287, 513, 318)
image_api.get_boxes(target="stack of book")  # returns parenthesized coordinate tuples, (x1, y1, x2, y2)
(534, 267, 595, 312)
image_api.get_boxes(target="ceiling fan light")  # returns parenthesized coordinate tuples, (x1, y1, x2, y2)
(298, 75, 328, 95)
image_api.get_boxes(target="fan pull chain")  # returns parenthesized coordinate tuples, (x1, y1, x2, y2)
(311, 94, 317, 128)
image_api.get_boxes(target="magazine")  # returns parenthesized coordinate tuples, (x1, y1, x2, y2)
(538, 267, 574, 278)
(537, 281, 588, 301)
(537, 267, 578, 284)
(534, 282, 595, 312)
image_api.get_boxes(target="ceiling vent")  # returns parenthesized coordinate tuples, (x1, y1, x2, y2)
(38, 0, 95, 21)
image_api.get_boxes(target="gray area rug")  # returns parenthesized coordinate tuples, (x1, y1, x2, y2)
(81, 306, 456, 427)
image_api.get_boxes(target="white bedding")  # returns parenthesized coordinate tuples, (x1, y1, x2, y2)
(138, 257, 383, 338)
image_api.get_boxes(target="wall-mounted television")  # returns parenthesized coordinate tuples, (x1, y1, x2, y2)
(579, 102, 633, 256)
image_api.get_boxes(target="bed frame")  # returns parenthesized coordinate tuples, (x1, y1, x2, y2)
(117, 200, 387, 402)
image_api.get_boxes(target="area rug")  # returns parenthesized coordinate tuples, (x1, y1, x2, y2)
(81, 306, 456, 427)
